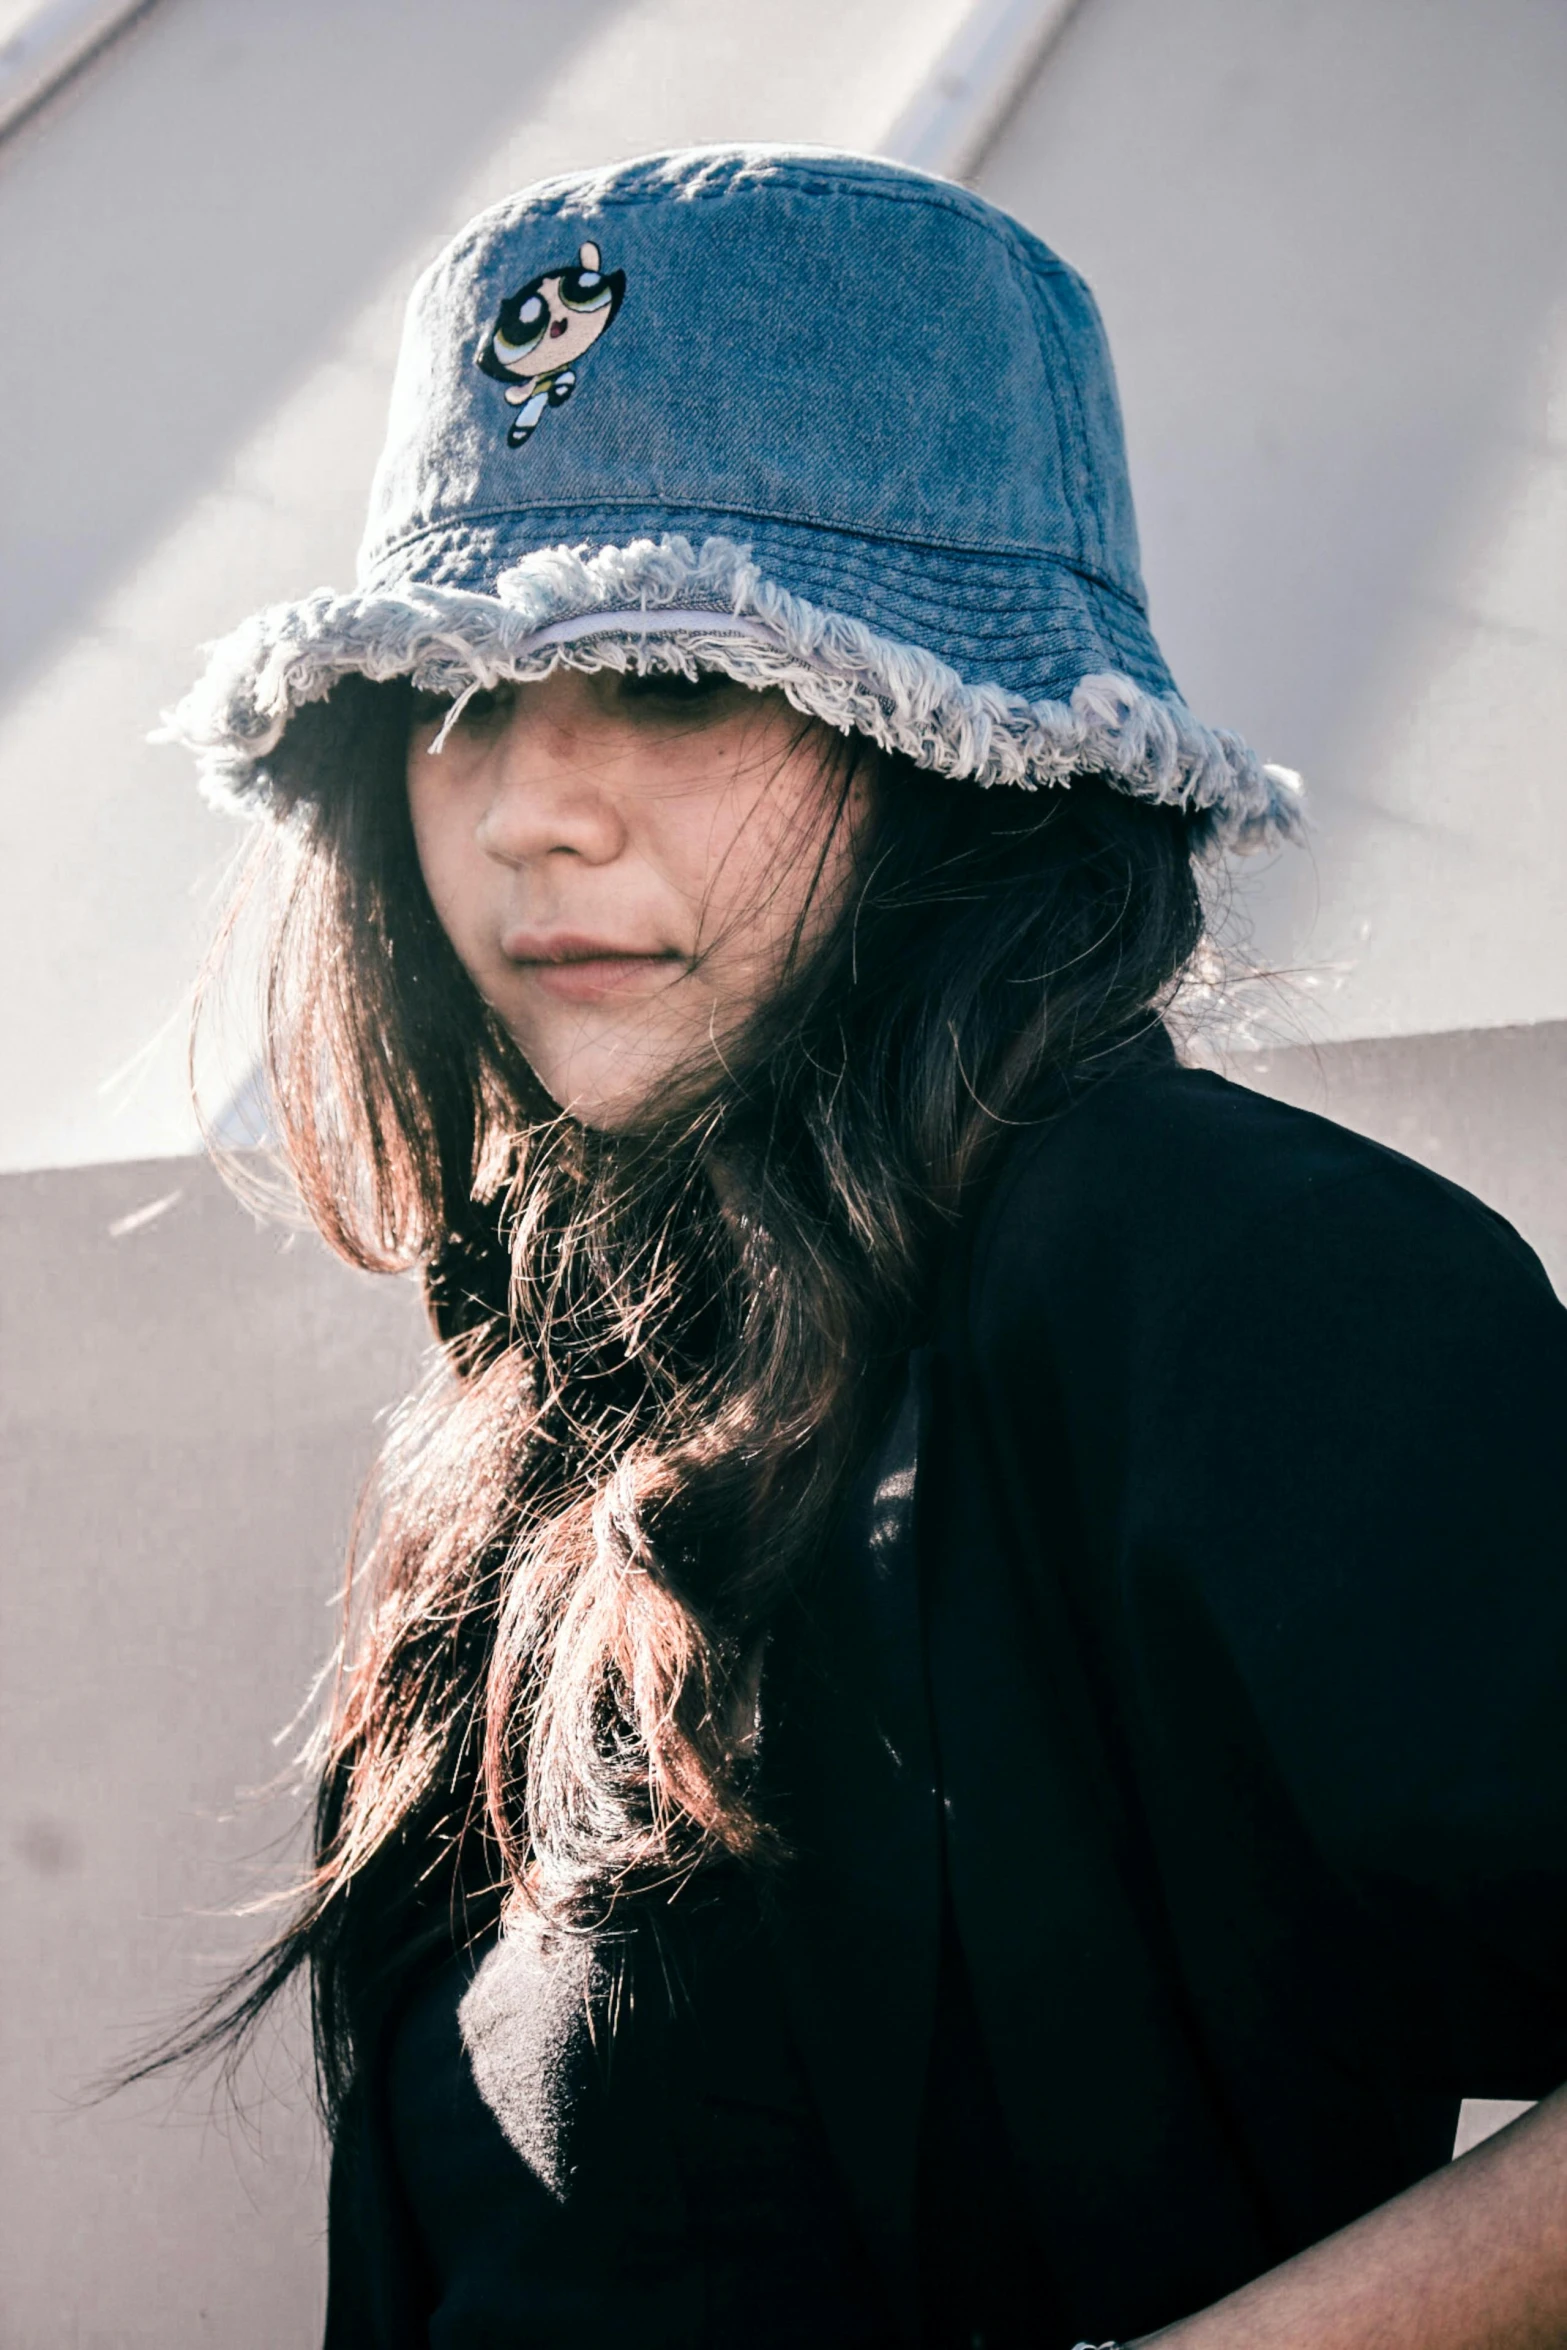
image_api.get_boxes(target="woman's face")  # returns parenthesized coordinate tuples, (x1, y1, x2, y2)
(406, 667, 868, 1128)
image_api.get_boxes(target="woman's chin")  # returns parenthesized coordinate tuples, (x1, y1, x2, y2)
(533, 1042, 741, 1133)
(522, 1051, 682, 1133)
(502, 997, 737, 1131)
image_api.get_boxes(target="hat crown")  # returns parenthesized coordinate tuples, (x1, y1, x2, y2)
(169, 143, 1301, 854)
(360, 145, 1144, 608)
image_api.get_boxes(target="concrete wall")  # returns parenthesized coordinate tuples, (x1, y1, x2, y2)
(1, 1157, 427, 2346)
(976, 0, 1567, 1048)
(1234, 1022, 1567, 1300)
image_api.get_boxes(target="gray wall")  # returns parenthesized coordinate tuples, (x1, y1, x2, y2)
(1233, 1023, 1567, 1299)
(976, 0, 1567, 1048)
(2, 1159, 426, 2346)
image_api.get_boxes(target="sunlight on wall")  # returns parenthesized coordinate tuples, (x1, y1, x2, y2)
(0, 0, 975, 1173)
(976, 0, 1567, 1053)
(1243, 295, 1567, 1041)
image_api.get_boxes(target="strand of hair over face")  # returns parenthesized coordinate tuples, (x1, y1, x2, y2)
(148, 679, 1205, 2114)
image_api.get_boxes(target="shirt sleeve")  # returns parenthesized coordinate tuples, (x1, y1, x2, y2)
(975, 1109, 1567, 2102)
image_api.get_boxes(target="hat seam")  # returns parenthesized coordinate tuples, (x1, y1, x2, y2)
(354, 564, 1161, 666)
(363, 503, 1155, 619)
(1019, 264, 1101, 577)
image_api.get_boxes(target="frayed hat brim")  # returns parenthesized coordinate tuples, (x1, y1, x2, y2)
(161, 532, 1303, 852)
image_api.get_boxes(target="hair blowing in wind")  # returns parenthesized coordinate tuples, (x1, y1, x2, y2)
(160, 673, 1202, 2115)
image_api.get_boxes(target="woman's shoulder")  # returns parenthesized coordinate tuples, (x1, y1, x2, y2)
(961, 1053, 1558, 1364)
(954, 1053, 1566, 1664)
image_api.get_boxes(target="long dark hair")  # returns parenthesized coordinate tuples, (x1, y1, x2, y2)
(165, 670, 1203, 2116)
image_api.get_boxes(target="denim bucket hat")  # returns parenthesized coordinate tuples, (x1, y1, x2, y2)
(169, 144, 1301, 851)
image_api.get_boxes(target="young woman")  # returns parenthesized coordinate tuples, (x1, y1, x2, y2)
(167, 149, 1567, 2348)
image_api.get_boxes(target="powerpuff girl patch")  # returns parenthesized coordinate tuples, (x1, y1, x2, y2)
(476, 241, 626, 449)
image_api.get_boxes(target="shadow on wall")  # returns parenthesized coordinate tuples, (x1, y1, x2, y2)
(0, 0, 631, 705)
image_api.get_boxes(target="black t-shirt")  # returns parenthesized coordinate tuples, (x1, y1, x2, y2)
(382, 1890, 890, 2349)
(903, 1053, 1567, 2341)
(328, 1053, 1567, 2348)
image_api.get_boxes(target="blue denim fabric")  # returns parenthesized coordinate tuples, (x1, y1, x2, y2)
(361, 146, 1167, 706)
(172, 145, 1300, 844)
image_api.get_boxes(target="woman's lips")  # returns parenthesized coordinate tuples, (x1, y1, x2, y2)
(502, 932, 685, 1004)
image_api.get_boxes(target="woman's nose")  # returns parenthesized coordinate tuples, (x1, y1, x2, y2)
(473, 704, 628, 869)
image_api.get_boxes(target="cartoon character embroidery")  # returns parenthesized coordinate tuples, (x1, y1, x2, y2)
(476, 241, 626, 449)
